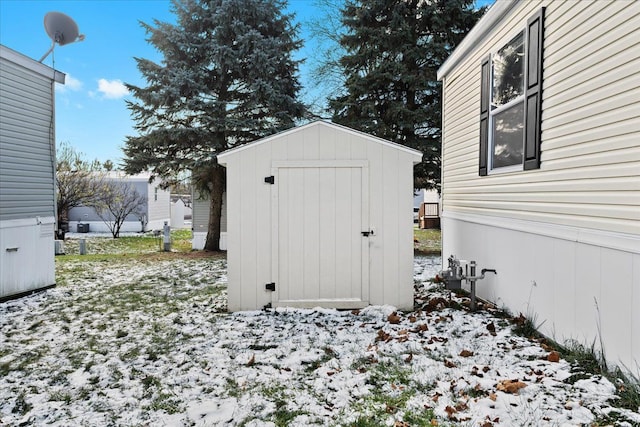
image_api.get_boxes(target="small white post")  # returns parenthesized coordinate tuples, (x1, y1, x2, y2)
(163, 221, 171, 252)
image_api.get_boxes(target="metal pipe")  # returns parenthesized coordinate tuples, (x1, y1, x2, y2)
(469, 261, 477, 311)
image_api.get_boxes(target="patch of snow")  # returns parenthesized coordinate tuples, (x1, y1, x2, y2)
(0, 255, 637, 426)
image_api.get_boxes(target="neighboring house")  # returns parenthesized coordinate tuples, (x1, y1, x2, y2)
(218, 121, 422, 311)
(68, 172, 170, 233)
(191, 191, 227, 250)
(414, 189, 440, 225)
(437, 0, 639, 369)
(0, 45, 64, 300)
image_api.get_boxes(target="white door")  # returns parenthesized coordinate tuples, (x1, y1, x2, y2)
(271, 160, 369, 308)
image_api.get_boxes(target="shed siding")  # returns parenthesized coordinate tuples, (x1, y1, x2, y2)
(440, 0, 640, 235)
(0, 56, 56, 221)
(220, 122, 419, 311)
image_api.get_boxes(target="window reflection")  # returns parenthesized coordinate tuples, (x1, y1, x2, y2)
(492, 31, 524, 109)
(492, 103, 524, 168)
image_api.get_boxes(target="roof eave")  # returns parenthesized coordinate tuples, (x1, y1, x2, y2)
(437, 0, 519, 81)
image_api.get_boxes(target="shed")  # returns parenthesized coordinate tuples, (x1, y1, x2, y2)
(217, 121, 422, 311)
(0, 45, 65, 300)
(437, 0, 640, 369)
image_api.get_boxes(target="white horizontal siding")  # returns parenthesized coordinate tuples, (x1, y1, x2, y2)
(440, 0, 640, 236)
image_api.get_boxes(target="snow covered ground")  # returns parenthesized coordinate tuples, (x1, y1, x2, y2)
(1, 255, 638, 426)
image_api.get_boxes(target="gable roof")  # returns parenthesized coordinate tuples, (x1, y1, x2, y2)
(217, 120, 423, 164)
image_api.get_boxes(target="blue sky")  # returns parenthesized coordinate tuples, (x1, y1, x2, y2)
(0, 0, 492, 166)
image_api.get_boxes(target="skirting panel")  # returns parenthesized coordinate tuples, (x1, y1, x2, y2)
(442, 212, 639, 371)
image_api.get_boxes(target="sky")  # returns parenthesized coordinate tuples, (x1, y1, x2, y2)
(0, 0, 492, 166)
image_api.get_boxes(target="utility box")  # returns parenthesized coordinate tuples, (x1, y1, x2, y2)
(77, 223, 90, 233)
(218, 121, 422, 312)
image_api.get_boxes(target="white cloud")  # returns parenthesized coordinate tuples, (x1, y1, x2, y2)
(56, 74, 83, 93)
(97, 78, 129, 99)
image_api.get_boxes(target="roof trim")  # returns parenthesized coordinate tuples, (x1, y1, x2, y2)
(0, 44, 66, 84)
(437, 0, 518, 80)
(217, 120, 423, 165)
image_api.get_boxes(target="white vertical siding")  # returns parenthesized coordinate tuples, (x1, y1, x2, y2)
(220, 121, 420, 311)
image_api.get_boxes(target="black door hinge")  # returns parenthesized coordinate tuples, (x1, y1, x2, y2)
(264, 176, 275, 184)
(265, 282, 276, 291)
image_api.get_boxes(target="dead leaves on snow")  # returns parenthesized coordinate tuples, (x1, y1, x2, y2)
(547, 350, 561, 362)
(496, 379, 527, 394)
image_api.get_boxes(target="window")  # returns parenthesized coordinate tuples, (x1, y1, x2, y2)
(491, 31, 525, 169)
(479, 8, 544, 175)
(154, 187, 158, 201)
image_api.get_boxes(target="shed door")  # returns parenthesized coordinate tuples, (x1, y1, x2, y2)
(271, 160, 369, 308)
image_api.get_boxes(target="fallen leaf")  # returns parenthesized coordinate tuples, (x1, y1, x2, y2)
(486, 322, 496, 336)
(409, 315, 417, 323)
(375, 329, 391, 342)
(497, 379, 527, 394)
(459, 349, 474, 357)
(351, 309, 360, 315)
(405, 353, 413, 363)
(445, 405, 457, 418)
(444, 359, 456, 368)
(388, 312, 401, 324)
(246, 354, 255, 367)
(547, 351, 560, 362)
(489, 392, 497, 401)
(413, 323, 429, 332)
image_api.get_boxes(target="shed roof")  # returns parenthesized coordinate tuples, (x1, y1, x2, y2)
(217, 120, 423, 164)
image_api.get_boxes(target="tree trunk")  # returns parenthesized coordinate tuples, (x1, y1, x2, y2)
(204, 165, 225, 251)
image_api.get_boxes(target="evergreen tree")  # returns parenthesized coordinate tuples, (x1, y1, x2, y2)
(329, 0, 484, 190)
(124, 0, 305, 250)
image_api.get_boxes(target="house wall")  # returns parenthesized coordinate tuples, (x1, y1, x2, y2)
(146, 180, 170, 230)
(438, 0, 640, 369)
(439, 0, 639, 233)
(219, 121, 420, 311)
(67, 174, 170, 233)
(0, 45, 63, 299)
(191, 191, 227, 250)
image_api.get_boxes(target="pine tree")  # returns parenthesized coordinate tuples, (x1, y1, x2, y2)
(124, 0, 306, 250)
(329, 0, 484, 190)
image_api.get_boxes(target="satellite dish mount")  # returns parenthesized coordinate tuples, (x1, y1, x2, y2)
(39, 11, 85, 63)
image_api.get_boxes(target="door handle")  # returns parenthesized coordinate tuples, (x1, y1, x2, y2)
(361, 230, 374, 237)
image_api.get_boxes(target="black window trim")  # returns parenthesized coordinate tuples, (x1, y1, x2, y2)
(479, 7, 545, 176)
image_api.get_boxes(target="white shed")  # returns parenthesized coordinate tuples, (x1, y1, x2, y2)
(217, 121, 422, 311)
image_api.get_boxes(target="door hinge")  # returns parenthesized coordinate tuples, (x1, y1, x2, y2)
(265, 282, 276, 291)
(264, 176, 275, 184)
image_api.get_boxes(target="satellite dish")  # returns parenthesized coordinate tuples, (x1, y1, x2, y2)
(39, 12, 85, 63)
